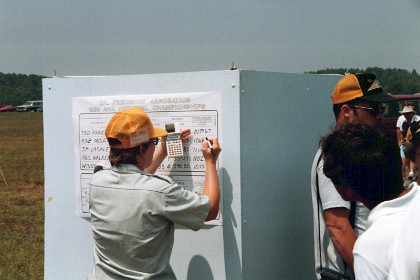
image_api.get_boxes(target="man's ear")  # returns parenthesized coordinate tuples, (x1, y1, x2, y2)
(138, 144, 151, 156)
(340, 104, 352, 118)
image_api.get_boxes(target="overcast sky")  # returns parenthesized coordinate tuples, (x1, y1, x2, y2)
(1, 0, 419, 77)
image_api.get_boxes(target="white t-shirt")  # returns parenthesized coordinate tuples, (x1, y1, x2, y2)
(396, 114, 420, 131)
(353, 183, 420, 280)
(311, 149, 369, 279)
(388, 183, 420, 280)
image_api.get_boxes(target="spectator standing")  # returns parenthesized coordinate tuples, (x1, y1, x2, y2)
(396, 105, 420, 180)
(391, 123, 420, 279)
(311, 73, 396, 279)
(321, 123, 419, 280)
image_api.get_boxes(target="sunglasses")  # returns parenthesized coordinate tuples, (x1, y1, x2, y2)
(351, 105, 386, 117)
(149, 138, 159, 145)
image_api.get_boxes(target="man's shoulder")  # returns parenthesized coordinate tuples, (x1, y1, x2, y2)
(311, 149, 323, 171)
(396, 115, 405, 127)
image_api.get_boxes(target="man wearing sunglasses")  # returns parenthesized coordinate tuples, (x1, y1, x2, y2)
(311, 73, 396, 279)
(88, 107, 222, 280)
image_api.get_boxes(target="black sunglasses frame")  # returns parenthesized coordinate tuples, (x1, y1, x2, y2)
(149, 137, 159, 145)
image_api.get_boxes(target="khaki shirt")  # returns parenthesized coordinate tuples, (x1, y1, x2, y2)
(89, 163, 210, 279)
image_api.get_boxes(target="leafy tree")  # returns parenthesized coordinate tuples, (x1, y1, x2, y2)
(0, 72, 45, 105)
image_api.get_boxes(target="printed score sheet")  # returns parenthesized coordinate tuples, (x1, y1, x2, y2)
(72, 92, 222, 225)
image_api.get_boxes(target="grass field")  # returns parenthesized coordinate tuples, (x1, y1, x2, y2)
(0, 112, 44, 280)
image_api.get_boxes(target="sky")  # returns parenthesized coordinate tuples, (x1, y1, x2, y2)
(1, 0, 419, 77)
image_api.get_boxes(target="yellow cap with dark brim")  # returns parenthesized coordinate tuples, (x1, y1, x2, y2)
(331, 73, 396, 104)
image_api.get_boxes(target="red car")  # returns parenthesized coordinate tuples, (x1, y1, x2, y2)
(0, 105, 17, 112)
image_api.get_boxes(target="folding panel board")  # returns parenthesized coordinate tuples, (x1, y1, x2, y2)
(43, 70, 339, 279)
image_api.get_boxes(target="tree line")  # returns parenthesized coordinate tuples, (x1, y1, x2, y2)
(0, 67, 419, 105)
(307, 67, 420, 94)
(0, 72, 45, 105)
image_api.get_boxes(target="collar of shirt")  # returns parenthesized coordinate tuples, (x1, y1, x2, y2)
(111, 163, 145, 174)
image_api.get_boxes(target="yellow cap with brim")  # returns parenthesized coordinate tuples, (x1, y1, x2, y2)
(105, 107, 168, 149)
(331, 73, 396, 104)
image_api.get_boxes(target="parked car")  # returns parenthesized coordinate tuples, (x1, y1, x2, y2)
(16, 100, 43, 112)
(0, 105, 17, 112)
(383, 94, 420, 134)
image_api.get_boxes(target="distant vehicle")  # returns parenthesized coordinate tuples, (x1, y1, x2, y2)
(16, 100, 43, 112)
(383, 94, 420, 134)
(0, 105, 17, 112)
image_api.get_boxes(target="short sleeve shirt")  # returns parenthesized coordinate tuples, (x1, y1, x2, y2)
(388, 183, 420, 280)
(312, 150, 353, 278)
(353, 184, 420, 280)
(89, 164, 210, 279)
(311, 149, 370, 279)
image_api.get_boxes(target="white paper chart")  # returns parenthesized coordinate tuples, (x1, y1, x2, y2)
(73, 92, 222, 224)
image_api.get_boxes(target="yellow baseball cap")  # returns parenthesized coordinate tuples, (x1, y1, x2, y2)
(105, 107, 168, 149)
(331, 73, 396, 104)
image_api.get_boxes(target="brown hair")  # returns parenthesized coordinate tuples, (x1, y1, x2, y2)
(107, 138, 150, 166)
(321, 124, 403, 204)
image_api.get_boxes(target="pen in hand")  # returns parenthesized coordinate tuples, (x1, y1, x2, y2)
(205, 137, 217, 156)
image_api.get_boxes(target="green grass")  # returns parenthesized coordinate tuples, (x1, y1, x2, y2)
(0, 112, 44, 280)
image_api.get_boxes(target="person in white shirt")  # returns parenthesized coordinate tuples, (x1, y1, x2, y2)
(389, 121, 420, 280)
(396, 105, 420, 179)
(320, 123, 420, 280)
